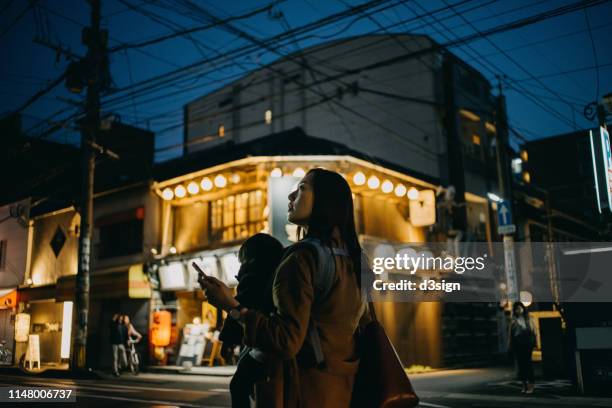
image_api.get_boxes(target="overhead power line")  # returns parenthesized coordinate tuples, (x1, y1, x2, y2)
(582, 5, 600, 101)
(0, 0, 38, 40)
(441, 0, 591, 130)
(5, 72, 66, 117)
(109, 1, 279, 52)
(31, 0, 608, 142)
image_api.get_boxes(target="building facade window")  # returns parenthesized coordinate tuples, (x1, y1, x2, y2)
(265, 110, 272, 125)
(218, 124, 225, 137)
(97, 208, 144, 259)
(211, 190, 266, 242)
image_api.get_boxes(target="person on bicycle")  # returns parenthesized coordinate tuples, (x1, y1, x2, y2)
(122, 315, 143, 344)
(122, 315, 142, 374)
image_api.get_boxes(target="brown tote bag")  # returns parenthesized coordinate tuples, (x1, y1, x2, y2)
(351, 303, 419, 408)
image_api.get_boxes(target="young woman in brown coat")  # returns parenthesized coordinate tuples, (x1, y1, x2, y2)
(200, 168, 366, 407)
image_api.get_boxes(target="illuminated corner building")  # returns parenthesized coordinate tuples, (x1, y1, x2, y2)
(172, 35, 504, 368)
(0, 115, 156, 372)
(152, 129, 491, 369)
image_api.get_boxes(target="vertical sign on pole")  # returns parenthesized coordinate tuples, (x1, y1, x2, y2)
(503, 235, 518, 302)
(497, 199, 518, 302)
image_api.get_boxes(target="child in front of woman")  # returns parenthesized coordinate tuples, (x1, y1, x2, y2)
(218, 233, 284, 408)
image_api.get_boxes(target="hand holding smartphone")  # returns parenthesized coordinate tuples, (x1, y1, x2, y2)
(192, 261, 208, 281)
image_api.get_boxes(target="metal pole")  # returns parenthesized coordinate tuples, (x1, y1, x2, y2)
(73, 0, 101, 371)
(496, 79, 519, 303)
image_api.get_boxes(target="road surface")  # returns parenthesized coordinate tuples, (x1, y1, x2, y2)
(1, 367, 611, 407)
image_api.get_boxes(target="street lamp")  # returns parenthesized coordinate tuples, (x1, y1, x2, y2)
(584, 92, 612, 126)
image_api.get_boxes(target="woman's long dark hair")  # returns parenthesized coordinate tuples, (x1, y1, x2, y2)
(301, 168, 362, 287)
(512, 301, 529, 317)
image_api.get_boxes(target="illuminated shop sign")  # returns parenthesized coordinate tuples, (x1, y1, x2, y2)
(159, 262, 187, 291)
(409, 189, 436, 227)
(590, 126, 612, 213)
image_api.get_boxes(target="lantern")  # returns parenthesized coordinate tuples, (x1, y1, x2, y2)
(15, 313, 30, 342)
(150, 310, 171, 347)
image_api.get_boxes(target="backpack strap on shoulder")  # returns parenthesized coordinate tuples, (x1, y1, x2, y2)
(286, 238, 350, 368)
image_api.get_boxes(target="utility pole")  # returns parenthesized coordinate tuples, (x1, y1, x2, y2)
(495, 77, 519, 304)
(73, 0, 105, 371)
(442, 59, 468, 236)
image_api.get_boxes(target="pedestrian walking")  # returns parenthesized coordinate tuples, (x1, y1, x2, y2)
(199, 168, 366, 407)
(509, 302, 536, 394)
(109, 314, 128, 376)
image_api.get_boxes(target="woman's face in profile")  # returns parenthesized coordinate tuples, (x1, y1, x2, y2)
(514, 305, 524, 315)
(288, 173, 314, 226)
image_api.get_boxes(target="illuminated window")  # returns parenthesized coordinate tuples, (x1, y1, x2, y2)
(96, 208, 144, 259)
(211, 190, 266, 242)
(265, 110, 272, 125)
(219, 124, 225, 137)
(472, 134, 481, 145)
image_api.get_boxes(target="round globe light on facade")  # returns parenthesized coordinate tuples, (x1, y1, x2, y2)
(187, 182, 199, 195)
(169, 246, 177, 254)
(270, 168, 283, 178)
(367, 175, 380, 189)
(293, 167, 306, 178)
(201, 177, 213, 191)
(174, 185, 186, 198)
(353, 172, 366, 186)
(520, 291, 533, 307)
(161, 188, 174, 201)
(214, 174, 227, 188)
(381, 180, 393, 194)
(407, 187, 419, 200)
(231, 173, 241, 184)
(394, 184, 407, 197)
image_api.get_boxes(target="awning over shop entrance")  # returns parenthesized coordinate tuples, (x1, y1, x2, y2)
(53, 264, 151, 302)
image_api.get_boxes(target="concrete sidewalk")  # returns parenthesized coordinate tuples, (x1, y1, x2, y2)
(411, 367, 612, 407)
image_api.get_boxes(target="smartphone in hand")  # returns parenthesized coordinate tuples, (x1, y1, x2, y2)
(192, 262, 208, 281)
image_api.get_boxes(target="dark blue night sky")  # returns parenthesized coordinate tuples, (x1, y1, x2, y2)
(1, 0, 611, 161)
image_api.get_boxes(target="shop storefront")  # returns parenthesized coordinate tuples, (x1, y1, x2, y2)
(0, 289, 17, 365)
(13, 264, 152, 372)
(148, 246, 239, 367)
(86, 265, 152, 370)
(15, 284, 72, 372)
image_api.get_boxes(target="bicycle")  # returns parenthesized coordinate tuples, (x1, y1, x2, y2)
(0, 341, 12, 365)
(127, 339, 140, 375)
